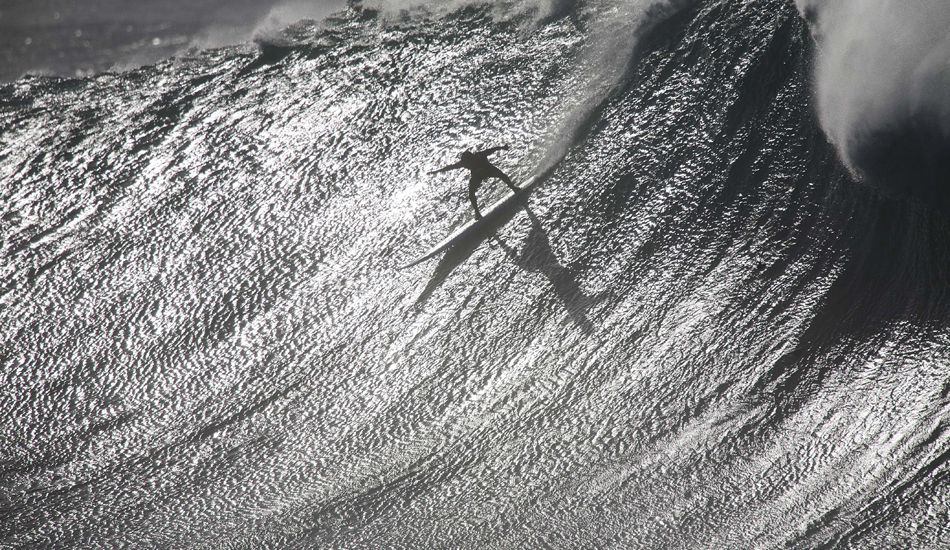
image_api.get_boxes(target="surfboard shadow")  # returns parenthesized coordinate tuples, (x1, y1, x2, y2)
(413, 200, 606, 335)
(413, 190, 533, 308)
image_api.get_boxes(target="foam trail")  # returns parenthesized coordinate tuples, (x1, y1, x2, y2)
(531, 0, 686, 176)
(796, 0, 950, 205)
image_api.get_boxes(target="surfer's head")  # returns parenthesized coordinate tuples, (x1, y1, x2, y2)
(459, 150, 475, 164)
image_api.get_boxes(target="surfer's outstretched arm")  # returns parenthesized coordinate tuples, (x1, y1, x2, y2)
(429, 161, 464, 174)
(476, 145, 508, 156)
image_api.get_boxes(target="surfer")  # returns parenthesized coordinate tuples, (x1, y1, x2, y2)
(429, 146, 519, 220)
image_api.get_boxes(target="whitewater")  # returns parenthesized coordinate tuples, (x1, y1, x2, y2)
(2, 0, 950, 547)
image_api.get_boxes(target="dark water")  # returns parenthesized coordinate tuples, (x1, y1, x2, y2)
(2, 0, 950, 547)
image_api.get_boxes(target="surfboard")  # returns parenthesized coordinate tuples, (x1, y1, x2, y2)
(401, 175, 541, 269)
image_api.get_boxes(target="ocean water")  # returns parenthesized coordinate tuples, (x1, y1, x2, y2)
(2, 0, 950, 548)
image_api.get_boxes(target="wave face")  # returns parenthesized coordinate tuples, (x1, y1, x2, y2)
(3, 0, 950, 547)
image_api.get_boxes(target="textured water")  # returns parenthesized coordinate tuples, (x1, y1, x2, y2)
(2, 0, 950, 548)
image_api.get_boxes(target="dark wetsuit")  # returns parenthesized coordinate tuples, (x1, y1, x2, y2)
(429, 146, 518, 219)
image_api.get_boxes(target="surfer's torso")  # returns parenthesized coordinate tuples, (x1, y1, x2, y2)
(429, 146, 519, 219)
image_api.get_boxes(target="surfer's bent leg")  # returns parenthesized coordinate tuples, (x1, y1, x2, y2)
(469, 176, 483, 219)
(491, 166, 519, 191)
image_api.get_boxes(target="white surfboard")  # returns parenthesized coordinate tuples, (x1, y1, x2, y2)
(401, 175, 541, 269)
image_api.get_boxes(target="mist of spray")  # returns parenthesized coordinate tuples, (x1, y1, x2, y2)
(796, 0, 950, 187)
(530, 0, 684, 177)
(194, 0, 348, 48)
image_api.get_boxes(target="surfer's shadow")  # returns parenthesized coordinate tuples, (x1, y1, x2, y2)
(410, 200, 606, 335)
(413, 237, 482, 308)
(492, 210, 607, 335)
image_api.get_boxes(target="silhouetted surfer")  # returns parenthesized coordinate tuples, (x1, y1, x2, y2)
(429, 146, 519, 219)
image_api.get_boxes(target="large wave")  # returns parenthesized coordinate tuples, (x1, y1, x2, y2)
(4, 0, 950, 547)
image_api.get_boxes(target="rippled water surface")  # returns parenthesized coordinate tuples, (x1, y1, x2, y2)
(2, 0, 950, 548)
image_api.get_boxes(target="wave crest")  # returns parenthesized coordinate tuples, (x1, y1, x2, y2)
(797, 0, 950, 209)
